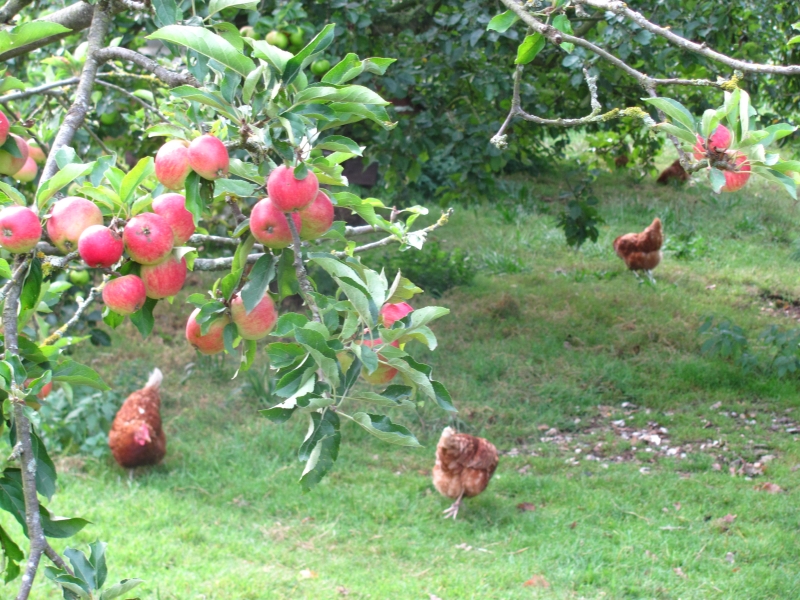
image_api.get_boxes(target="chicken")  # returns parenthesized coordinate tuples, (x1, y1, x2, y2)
(613, 217, 663, 276)
(656, 159, 688, 185)
(432, 427, 498, 519)
(108, 369, 166, 470)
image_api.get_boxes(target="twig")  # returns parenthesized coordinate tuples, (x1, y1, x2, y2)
(43, 274, 109, 346)
(0, 78, 81, 102)
(52, 96, 115, 159)
(39, 0, 114, 185)
(94, 47, 200, 88)
(193, 252, 266, 271)
(44, 544, 73, 576)
(0, 258, 30, 304)
(188, 233, 264, 251)
(577, 0, 800, 76)
(95, 78, 167, 121)
(286, 216, 321, 323)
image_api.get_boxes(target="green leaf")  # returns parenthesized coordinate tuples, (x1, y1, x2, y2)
(0, 136, 21, 158)
(130, 298, 157, 339)
(487, 10, 518, 33)
(20, 259, 42, 313)
(37, 162, 95, 208)
(325, 102, 396, 130)
(700, 108, 720, 139)
(99, 579, 144, 600)
(119, 157, 154, 207)
(145, 124, 187, 140)
(295, 328, 339, 386)
(0, 182, 26, 206)
(751, 166, 797, 200)
(431, 380, 457, 412)
(276, 248, 299, 300)
(283, 24, 336, 85)
(642, 97, 696, 132)
(64, 547, 95, 591)
(315, 135, 363, 155)
(656, 122, 698, 145)
(30, 430, 57, 501)
(152, 0, 181, 27)
(43, 567, 91, 598)
(267, 343, 306, 368)
(147, 25, 255, 76)
(299, 410, 340, 492)
(184, 170, 204, 223)
(89, 541, 107, 590)
(223, 322, 238, 354)
(552, 14, 574, 53)
(169, 85, 239, 122)
(39, 507, 89, 538)
(0, 524, 22, 583)
(789, 35, 800, 46)
(294, 85, 389, 105)
(51, 360, 109, 390)
(274, 313, 309, 336)
(241, 254, 275, 313)
(351, 412, 421, 446)
(708, 168, 726, 193)
(207, 0, 257, 18)
(0, 21, 70, 55)
(321, 54, 396, 85)
(515, 33, 546, 65)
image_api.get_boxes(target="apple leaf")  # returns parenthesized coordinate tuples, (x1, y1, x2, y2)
(298, 410, 340, 492)
(283, 23, 336, 86)
(37, 162, 95, 208)
(240, 254, 275, 314)
(130, 298, 158, 339)
(207, 0, 257, 18)
(487, 10, 518, 33)
(515, 33, 545, 65)
(147, 25, 255, 77)
(51, 360, 109, 390)
(119, 157, 154, 207)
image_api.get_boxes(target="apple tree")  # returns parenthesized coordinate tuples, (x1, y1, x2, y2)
(0, 3, 456, 597)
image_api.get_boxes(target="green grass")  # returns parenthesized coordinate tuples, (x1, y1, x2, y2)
(5, 170, 800, 599)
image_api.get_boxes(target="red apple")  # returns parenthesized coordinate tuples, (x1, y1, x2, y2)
(720, 152, 751, 193)
(267, 165, 319, 212)
(13, 157, 37, 183)
(230, 292, 277, 340)
(27, 140, 46, 165)
(152, 193, 195, 245)
(140, 254, 187, 299)
(123, 213, 174, 265)
(186, 307, 230, 355)
(708, 124, 732, 153)
(24, 378, 52, 401)
(380, 302, 413, 328)
(46, 196, 103, 253)
(0, 111, 8, 146)
(0, 206, 42, 253)
(298, 191, 334, 241)
(249, 198, 302, 249)
(692, 134, 706, 160)
(78, 225, 123, 268)
(359, 336, 400, 385)
(155, 140, 192, 190)
(187, 134, 229, 180)
(0, 135, 30, 176)
(102, 274, 147, 315)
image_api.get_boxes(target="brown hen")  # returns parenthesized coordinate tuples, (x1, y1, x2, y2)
(433, 427, 498, 519)
(613, 217, 663, 272)
(108, 369, 166, 469)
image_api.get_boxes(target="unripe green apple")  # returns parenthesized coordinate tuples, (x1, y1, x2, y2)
(69, 269, 91, 285)
(289, 29, 304, 46)
(266, 31, 288, 49)
(311, 59, 331, 76)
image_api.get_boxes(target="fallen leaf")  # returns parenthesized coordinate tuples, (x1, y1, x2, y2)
(517, 502, 536, 512)
(537, 424, 550, 431)
(754, 482, 782, 493)
(713, 513, 737, 532)
(721, 513, 737, 523)
(673, 502, 681, 511)
(299, 569, 317, 579)
(673, 567, 687, 579)
(569, 521, 577, 529)
(429, 595, 443, 600)
(523, 575, 550, 588)
(711, 463, 721, 471)
(710, 401, 722, 409)
(725, 552, 735, 564)
(454, 543, 472, 551)
(706, 284, 716, 290)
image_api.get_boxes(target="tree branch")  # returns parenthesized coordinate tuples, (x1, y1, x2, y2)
(0, 0, 32, 24)
(577, 0, 800, 76)
(0, 1, 125, 62)
(94, 47, 200, 88)
(39, 0, 114, 185)
(43, 275, 108, 346)
(0, 78, 80, 102)
(95, 78, 168, 120)
(192, 253, 266, 271)
(188, 233, 264, 251)
(286, 217, 321, 323)
(3, 264, 46, 600)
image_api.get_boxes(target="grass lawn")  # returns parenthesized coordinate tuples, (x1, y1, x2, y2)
(4, 170, 800, 599)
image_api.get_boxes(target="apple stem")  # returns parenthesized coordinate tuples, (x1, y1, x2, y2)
(285, 214, 321, 323)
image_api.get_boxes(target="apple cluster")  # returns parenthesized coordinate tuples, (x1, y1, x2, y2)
(0, 110, 46, 183)
(693, 125, 751, 192)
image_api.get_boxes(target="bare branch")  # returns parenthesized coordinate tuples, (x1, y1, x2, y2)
(95, 78, 168, 121)
(38, 0, 114, 185)
(188, 234, 264, 252)
(0, 0, 32, 23)
(192, 253, 266, 271)
(578, 0, 800, 76)
(44, 544, 73, 576)
(286, 217, 321, 322)
(0, 78, 80, 102)
(94, 47, 200, 88)
(43, 275, 108, 346)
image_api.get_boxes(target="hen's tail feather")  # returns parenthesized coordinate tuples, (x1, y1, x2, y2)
(145, 368, 163, 390)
